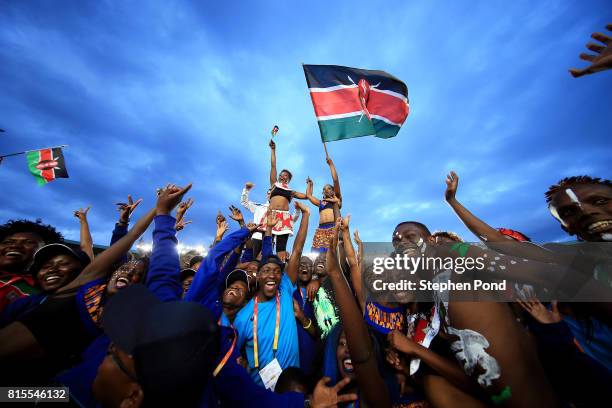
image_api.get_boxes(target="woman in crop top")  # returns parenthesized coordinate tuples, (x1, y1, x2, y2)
(268, 139, 307, 260)
(306, 156, 342, 252)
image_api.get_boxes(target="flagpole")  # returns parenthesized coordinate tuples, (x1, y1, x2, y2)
(323, 142, 329, 159)
(0, 144, 68, 159)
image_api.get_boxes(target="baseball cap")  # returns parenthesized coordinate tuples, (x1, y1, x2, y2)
(258, 254, 285, 272)
(29, 243, 91, 276)
(179, 268, 197, 282)
(225, 269, 250, 293)
(102, 285, 219, 402)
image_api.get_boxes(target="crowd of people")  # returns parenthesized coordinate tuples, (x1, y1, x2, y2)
(0, 24, 611, 408)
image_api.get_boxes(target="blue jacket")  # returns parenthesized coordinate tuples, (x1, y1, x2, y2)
(184, 227, 251, 319)
(57, 215, 183, 407)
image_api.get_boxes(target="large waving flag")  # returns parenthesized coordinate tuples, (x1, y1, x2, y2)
(26, 147, 69, 185)
(303, 64, 409, 142)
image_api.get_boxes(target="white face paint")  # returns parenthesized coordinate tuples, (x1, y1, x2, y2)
(548, 204, 568, 227)
(447, 327, 501, 388)
(565, 188, 582, 208)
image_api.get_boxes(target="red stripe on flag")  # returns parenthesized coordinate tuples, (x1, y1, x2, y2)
(367, 91, 409, 125)
(309, 88, 361, 117)
(40, 149, 54, 182)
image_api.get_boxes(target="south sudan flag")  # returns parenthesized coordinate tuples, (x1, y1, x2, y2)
(303, 64, 409, 143)
(26, 147, 69, 185)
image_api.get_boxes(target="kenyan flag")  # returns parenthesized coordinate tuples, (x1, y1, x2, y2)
(26, 147, 69, 185)
(303, 64, 409, 142)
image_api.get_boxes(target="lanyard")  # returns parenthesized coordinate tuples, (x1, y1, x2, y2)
(253, 292, 280, 369)
(213, 318, 237, 377)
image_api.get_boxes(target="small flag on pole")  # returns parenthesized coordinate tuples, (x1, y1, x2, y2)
(303, 64, 409, 142)
(26, 147, 69, 185)
(271, 125, 279, 137)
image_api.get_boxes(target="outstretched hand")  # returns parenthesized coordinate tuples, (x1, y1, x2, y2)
(175, 218, 193, 232)
(116, 195, 143, 223)
(570, 24, 612, 78)
(228, 205, 244, 225)
(156, 184, 193, 215)
(517, 298, 562, 324)
(265, 210, 279, 229)
(269, 139, 276, 150)
(310, 377, 358, 408)
(294, 200, 310, 214)
(445, 171, 459, 202)
(353, 229, 362, 245)
(74, 206, 91, 221)
(245, 182, 254, 190)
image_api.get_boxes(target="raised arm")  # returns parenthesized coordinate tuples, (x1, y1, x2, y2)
(445, 171, 507, 242)
(269, 139, 277, 186)
(146, 187, 193, 301)
(326, 219, 390, 407)
(341, 216, 365, 312)
(305, 177, 321, 207)
(74, 206, 94, 261)
(240, 182, 257, 213)
(327, 157, 342, 200)
(285, 201, 310, 285)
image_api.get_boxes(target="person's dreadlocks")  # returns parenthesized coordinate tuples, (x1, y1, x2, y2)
(0, 219, 63, 244)
(545, 176, 612, 203)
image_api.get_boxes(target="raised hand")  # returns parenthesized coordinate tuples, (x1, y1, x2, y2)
(517, 298, 562, 324)
(116, 195, 143, 224)
(245, 182, 254, 190)
(156, 183, 193, 216)
(74, 206, 91, 221)
(176, 198, 194, 219)
(310, 377, 358, 408)
(228, 205, 244, 225)
(306, 177, 314, 188)
(353, 229, 362, 245)
(269, 139, 276, 150)
(175, 218, 193, 232)
(570, 24, 612, 78)
(266, 210, 279, 229)
(245, 222, 258, 232)
(294, 200, 310, 214)
(340, 214, 350, 232)
(216, 210, 226, 226)
(445, 171, 459, 202)
(326, 157, 333, 166)
(293, 298, 305, 321)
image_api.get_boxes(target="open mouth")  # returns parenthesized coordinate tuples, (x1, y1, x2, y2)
(587, 220, 612, 234)
(264, 280, 278, 290)
(115, 277, 130, 289)
(44, 274, 61, 284)
(3, 250, 24, 258)
(342, 358, 354, 373)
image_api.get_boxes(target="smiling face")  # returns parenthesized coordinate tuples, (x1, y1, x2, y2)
(313, 254, 327, 278)
(336, 332, 355, 380)
(257, 262, 282, 299)
(107, 261, 141, 296)
(0, 232, 44, 273)
(323, 184, 334, 198)
(392, 223, 430, 255)
(298, 256, 313, 285)
(279, 170, 292, 184)
(37, 254, 83, 292)
(548, 184, 612, 242)
(222, 280, 248, 309)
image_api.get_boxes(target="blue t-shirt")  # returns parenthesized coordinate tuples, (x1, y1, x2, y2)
(234, 273, 300, 386)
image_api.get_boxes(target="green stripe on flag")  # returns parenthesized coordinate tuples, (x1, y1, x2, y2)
(26, 151, 47, 185)
(318, 116, 401, 142)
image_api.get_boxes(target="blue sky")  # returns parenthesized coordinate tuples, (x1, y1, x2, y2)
(1, 0, 611, 250)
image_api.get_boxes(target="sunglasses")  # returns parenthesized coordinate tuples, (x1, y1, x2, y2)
(109, 343, 138, 382)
